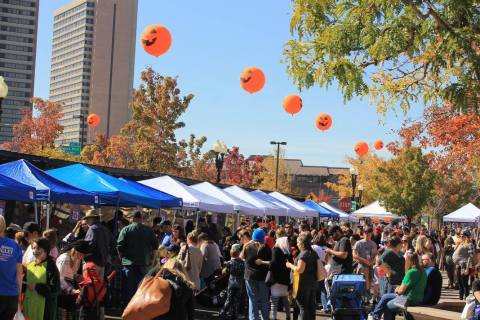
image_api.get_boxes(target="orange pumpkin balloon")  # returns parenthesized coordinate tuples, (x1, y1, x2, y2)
(283, 95, 302, 115)
(87, 113, 100, 127)
(141, 25, 172, 57)
(240, 67, 265, 94)
(374, 140, 384, 150)
(315, 113, 332, 131)
(355, 141, 369, 156)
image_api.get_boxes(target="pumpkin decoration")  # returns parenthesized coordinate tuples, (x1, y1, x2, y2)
(283, 94, 302, 115)
(374, 140, 384, 150)
(355, 141, 369, 156)
(141, 25, 172, 57)
(315, 113, 332, 131)
(240, 67, 265, 94)
(87, 113, 100, 127)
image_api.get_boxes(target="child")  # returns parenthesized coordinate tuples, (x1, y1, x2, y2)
(372, 249, 386, 306)
(219, 245, 245, 320)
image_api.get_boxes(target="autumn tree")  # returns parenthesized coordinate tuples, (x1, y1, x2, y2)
(285, 1, 480, 113)
(325, 154, 385, 205)
(81, 134, 135, 168)
(121, 68, 207, 173)
(256, 155, 297, 194)
(177, 134, 217, 181)
(221, 147, 264, 187)
(391, 103, 480, 215)
(375, 147, 435, 221)
(1, 97, 74, 159)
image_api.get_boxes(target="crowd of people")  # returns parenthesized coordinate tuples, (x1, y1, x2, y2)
(1, 208, 480, 320)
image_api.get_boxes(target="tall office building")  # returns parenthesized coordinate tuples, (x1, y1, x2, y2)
(50, 0, 137, 146)
(0, 0, 39, 144)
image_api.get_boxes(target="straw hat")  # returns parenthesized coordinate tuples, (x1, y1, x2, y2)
(84, 209, 100, 218)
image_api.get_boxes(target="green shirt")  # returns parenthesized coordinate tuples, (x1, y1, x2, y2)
(402, 267, 427, 304)
(117, 223, 159, 266)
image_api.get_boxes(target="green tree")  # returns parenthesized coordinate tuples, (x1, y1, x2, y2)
(376, 147, 435, 221)
(285, 1, 480, 113)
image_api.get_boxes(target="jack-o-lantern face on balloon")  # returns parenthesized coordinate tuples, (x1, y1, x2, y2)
(374, 140, 384, 150)
(315, 113, 332, 131)
(355, 141, 369, 156)
(87, 113, 100, 128)
(240, 67, 265, 94)
(141, 25, 171, 57)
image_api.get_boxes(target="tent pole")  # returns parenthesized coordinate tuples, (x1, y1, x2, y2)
(113, 198, 120, 237)
(34, 202, 38, 224)
(46, 203, 50, 229)
(195, 209, 200, 228)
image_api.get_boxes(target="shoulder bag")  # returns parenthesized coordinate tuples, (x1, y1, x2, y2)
(122, 268, 173, 320)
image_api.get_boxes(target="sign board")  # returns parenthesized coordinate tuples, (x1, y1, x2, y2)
(62, 142, 81, 156)
(339, 197, 352, 212)
(351, 200, 357, 211)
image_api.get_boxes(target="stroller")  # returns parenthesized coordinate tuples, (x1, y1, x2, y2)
(330, 274, 368, 320)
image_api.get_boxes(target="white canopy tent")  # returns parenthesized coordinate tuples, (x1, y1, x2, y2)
(443, 203, 480, 223)
(321, 202, 359, 222)
(250, 190, 295, 217)
(224, 186, 286, 216)
(352, 201, 398, 219)
(191, 182, 263, 216)
(269, 191, 318, 218)
(140, 176, 234, 213)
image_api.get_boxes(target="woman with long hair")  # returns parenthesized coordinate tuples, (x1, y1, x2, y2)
(56, 240, 90, 320)
(415, 235, 430, 256)
(147, 258, 195, 320)
(286, 233, 320, 320)
(368, 252, 427, 320)
(453, 230, 475, 300)
(269, 236, 291, 320)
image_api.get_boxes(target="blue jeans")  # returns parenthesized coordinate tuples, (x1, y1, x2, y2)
(245, 279, 269, 320)
(121, 265, 147, 307)
(317, 280, 329, 311)
(371, 293, 404, 320)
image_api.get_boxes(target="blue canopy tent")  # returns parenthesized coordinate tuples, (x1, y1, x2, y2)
(48, 164, 180, 209)
(0, 159, 99, 228)
(119, 178, 182, 208)
(0, 173, 37, 203)
(0, 160, 98, 204)
(304, 200, 340, 219)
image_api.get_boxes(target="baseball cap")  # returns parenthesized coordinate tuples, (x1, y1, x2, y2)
(364, 227, 374, 233)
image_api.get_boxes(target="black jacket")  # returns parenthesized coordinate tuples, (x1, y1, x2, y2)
(148, 268, 195, 320)
(270, 247, 291, 286)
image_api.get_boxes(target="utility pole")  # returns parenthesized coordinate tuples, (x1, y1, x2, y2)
(270, 141, 287, 190)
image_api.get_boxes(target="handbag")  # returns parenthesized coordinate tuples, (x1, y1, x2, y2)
(265, 271, 275, 287)
(122, 268, 173, 320)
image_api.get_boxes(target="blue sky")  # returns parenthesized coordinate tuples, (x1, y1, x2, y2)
(34, 0, 423, 167)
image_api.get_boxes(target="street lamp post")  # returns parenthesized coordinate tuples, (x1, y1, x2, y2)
(350, 167, 358, 206)
(358, 184, 364, 208)
(212, 140, 228, 183)
(270, 141, 287, 190)
(0, 77, 9, 121)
